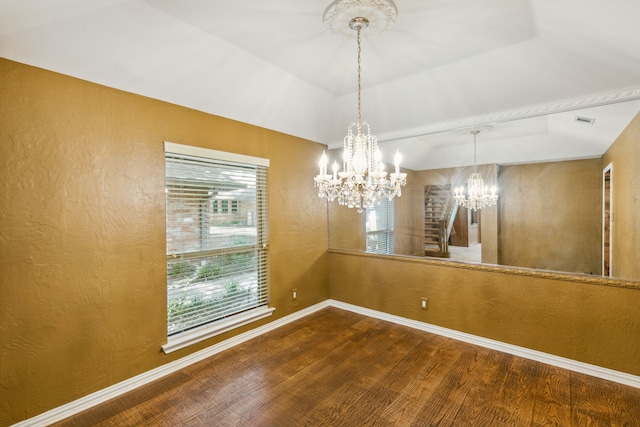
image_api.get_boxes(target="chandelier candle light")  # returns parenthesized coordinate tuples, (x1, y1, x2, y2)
(453, 130, 498, 211)
(314, 0, 406, 213)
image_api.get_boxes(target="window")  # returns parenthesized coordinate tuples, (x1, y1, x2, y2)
(471, 208, 480, 225)
(365, 198, 394, 254)
(163, 142, 272, 353)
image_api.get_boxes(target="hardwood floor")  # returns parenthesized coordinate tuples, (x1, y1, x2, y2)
(53, 307, 640, 426)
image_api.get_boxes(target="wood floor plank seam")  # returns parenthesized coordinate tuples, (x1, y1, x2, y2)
(52, 308, 640, 427)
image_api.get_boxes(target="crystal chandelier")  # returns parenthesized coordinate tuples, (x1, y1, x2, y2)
(314, 0, 406, 213)
(453, 130, 498, 210)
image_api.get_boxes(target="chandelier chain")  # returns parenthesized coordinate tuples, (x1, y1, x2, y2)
(473, 130, 478, 173)
(356, 25, 362, 125)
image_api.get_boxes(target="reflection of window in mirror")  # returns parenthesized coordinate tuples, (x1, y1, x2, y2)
(471, 209, 479, 225)
(365, 198, 394, 254)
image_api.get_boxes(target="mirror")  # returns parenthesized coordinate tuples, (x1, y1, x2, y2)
(328, 96, 640, 282)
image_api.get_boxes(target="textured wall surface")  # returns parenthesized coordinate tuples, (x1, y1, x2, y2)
(393, 169, 422, 256)
(602, 112, 640, 281)
(329, 250, 640, 377)
(328, 203, 366, 251)
(499, 159, 602, 275)
(0, 58, 329, 426)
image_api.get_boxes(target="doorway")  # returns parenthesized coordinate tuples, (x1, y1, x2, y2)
(602, 163, 612, 276)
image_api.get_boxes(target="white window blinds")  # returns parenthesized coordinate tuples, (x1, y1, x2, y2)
(365, 198, 394, 255)
(165, 143, 269, 336)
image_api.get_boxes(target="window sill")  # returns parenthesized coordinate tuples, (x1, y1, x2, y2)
(162, 306, 276, 354)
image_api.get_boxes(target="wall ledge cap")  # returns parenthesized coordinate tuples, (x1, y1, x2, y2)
(328, 249, 640, 290)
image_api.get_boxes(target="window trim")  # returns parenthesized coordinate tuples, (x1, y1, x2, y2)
(164, 141, 270, 167)
(162, 306, 276, 354)
(162, 141, 272, 354)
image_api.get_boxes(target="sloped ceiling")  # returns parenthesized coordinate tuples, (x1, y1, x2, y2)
(1, 0, 639, 169)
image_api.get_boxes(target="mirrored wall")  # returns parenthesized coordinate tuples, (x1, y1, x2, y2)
(328, 97, 640, 282)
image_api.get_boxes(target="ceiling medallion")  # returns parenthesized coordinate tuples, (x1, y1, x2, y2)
(322, 0, 398, 37)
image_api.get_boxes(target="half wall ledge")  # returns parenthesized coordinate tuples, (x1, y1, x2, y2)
(328, 249, 640, 290)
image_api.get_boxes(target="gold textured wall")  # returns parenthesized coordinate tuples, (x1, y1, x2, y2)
(393, 169, 422, 256)
(498, 159, 602, 274)
(0, 58, 329, 425)
(328, 202, 366, 251)
(329, 250, 640, 376)
(602, 112, 640, 281)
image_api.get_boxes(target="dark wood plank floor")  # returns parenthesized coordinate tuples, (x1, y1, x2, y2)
(54, 307, 640, 426)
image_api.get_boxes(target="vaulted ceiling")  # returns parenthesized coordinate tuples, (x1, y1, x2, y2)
(1, 0, 639, 169)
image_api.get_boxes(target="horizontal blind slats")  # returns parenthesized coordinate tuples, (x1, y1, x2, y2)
(366, 198, 394, 255)
(166, 149, 269, 335)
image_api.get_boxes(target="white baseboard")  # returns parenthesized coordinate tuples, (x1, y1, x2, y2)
(13, 301, 332, 427)
(328, 299, 640, 389)
(14, 299, 639, 426)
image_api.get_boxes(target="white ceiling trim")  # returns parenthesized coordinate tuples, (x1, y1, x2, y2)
(374, 87, 640, 144)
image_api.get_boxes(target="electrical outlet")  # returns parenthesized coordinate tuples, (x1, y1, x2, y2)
(420, 297, 428, 310)
(292, 289, 298, 301)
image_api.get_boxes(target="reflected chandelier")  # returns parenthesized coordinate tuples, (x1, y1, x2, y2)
(453, 130, 498, 210)
(314, 0, 406, 213)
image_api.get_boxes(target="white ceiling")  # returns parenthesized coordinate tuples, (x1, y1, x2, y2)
(1, 0, 639, 169)
(380, 100, 640, 170)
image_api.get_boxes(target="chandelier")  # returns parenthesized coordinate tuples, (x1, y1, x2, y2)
(453, 130, 498, 210)
(314, 0, 406, 213)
